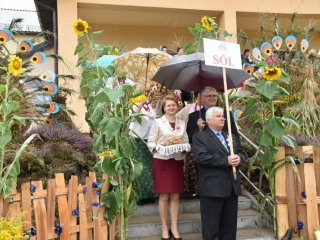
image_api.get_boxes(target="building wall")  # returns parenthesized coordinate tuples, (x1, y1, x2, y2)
(57, 0, 320, 132)
(89, 23, 193, 52)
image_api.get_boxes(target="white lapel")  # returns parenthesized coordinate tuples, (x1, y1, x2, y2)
(161, 115, 174, 133)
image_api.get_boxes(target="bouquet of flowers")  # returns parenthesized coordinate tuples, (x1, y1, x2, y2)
(156, 136, 191, 156)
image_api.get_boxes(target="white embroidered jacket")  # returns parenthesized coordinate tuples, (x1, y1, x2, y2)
(147, 115, 189, 160)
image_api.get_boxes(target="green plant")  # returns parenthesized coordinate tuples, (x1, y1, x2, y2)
(185, 16, 232, 53)
(73, 19, 143, 240)
(236, 31, 305, 236)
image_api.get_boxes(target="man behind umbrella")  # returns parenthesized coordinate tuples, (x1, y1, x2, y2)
(192, 107, 245, 240)
(186, 86, 239, 143)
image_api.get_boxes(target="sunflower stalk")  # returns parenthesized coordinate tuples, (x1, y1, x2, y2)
(73, 18, 143, 240)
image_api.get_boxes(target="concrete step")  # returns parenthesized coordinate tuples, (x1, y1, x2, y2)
(129, 227, 275, 240)
(128, 209, 269, 238)
(133, 195, 252, 217)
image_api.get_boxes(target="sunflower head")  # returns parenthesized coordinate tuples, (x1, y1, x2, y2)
(201, 16, 214, 31)
(73, 18, 89, 36)
(97, 150, 114, 160)
(108, 47, 120, 55)
(129, 94, 147, 105)
(262, 67, 282, 81)
(8, 55, 23, 76)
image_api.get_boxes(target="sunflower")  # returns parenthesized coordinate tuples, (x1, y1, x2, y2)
(108, 47, 120, 55)
(129, 94, 147, 105)
(8, 55, 22, 76)
(73, 18, 89, 36)
(262, 67, 282, 81)
(97, 150, 114, 160)
(201, 16, 214, 31)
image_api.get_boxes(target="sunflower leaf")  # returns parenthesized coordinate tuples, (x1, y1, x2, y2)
(90, 31, 103, 39)
(74, 42, 85, 55)
(256, 80, 278, 99)
(278, 69, 290, 84)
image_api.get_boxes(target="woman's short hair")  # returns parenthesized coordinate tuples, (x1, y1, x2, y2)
(205, 107, 224, 121)
(161, 94, 179, 114)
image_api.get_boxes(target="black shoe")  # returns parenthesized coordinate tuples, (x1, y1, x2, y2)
(169, 229, 182, 240)
(161, 233, 170, 240)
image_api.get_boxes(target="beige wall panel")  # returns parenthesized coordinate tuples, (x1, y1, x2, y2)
(58, 0, 90, 132)
(89, 23, 194, 52)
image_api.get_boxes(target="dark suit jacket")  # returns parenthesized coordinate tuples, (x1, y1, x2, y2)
(186, 108, 239, 144)
(192, 128, 245, 198)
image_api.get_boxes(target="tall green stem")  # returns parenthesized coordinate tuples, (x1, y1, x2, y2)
(271, 101, 275, 118)
(196, 29, 203, 52)
(0, 75, 10, 179)
(119, 173, 125, 240)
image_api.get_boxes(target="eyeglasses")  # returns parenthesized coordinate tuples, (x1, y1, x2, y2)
(203, 95, 218, 98)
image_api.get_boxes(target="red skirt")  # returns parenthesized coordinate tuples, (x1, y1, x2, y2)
(152, 158, 184, 193)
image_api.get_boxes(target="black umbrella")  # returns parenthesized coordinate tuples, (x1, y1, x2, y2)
(152, 52, 251, 92)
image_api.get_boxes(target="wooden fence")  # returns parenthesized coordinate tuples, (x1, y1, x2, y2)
(275, 146, 320, 240)
(1, 172, 117, 240)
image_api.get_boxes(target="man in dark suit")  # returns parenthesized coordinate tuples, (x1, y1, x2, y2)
(184, 86, 239, 196)
(186, 86, 239, 143)
(192, 107, 245, 240)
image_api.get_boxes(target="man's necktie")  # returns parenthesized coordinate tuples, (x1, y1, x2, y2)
(216, 132, 229, 151)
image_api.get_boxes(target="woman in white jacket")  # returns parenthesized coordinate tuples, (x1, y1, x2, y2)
(148, 95, 189, 240)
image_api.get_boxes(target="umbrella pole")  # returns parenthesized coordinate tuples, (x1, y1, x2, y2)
(199, 60, 203, 118)
(145, 54, 150, 90)
(222, 67, 237, 180)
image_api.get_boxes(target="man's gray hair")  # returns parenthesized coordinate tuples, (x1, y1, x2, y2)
(205, 107, 224, 121)
(200, 86, 217, 96)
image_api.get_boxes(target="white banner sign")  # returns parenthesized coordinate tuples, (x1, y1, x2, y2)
(203, 38, 242, 70)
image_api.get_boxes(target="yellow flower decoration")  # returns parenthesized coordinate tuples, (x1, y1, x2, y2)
(129, 94, 147, 105)
(73, 18, 89, 36)
(201, 16, 214, 31)
(108, 47, 120, 55)
(8, 55, 22, 76)
(98, 150, 114, 160)
(262, 67, 282, 81)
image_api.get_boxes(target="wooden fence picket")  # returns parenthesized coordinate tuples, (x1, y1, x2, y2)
(55, 173, 69, 240)
(67, 176, 78, 240)
(276, 146, 320, 240)
(47, 179, 56, 238)
(314, 147, 320, 222)
(33, 181, 48, 239)
(275, 147, 289, 239)
(7, 187, 20, 219)
(85, 174, 94, 240)
(78, 190, 88, 240)
(21, 182, 32, 232)
(89, 172, 102, 240)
